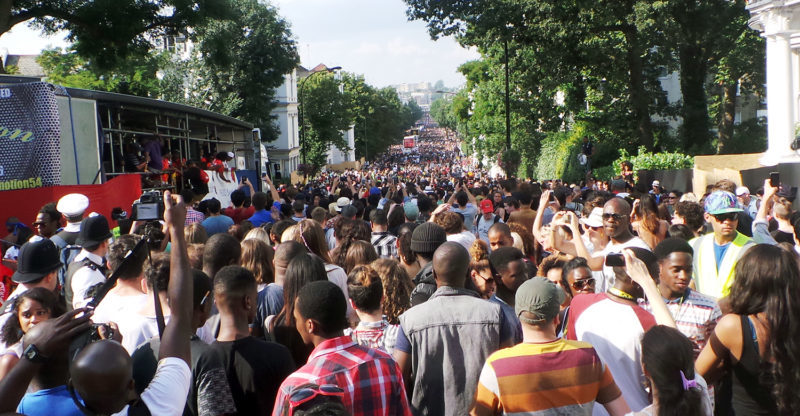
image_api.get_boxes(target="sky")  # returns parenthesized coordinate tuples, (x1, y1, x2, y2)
(0, 0, 479, 88)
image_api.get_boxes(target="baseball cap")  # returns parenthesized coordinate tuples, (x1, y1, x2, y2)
(335, 197, 350, 212)
(480, 199, 494, 214)
(704, 191, 743, 215)
(370, 187, 381, 196)
(735, 186, 750, 196)
(340, 205, 358, 218)
(580, 207, 604, 228)
(404, 202, 420, 221)
(515, 277, 565, 324)
(652, 180, 660, 187)
(12, 239, 63, 283)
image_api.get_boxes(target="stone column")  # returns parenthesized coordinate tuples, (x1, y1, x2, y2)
(762, 32, 800, 165)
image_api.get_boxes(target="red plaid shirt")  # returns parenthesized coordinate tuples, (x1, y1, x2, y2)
(185, 208, 205, 226)
(272, 336, 412, 416)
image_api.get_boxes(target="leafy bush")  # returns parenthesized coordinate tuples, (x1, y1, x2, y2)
(718, 117, 766, 154)
(534, 124, 586, 182)
(613, 147, 694, 175)
(592, 165, 615, 181)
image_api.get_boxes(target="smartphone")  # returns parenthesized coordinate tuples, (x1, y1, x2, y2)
(770, 171, 779, 188)
(605, 253, 625, 267)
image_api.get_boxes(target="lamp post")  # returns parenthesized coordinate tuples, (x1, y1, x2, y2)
(299, 66, 341, 170)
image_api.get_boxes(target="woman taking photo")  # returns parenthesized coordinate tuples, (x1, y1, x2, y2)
(696, 244, 800, 415)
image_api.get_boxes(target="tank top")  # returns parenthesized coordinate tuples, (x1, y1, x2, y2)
(731, 315, 776, 415)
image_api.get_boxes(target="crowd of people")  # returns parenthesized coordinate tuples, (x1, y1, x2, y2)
(0, 127, 799, 416)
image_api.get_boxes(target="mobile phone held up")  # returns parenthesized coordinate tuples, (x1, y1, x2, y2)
(605, 253, 625, 267)
(770, 172, 779, 188)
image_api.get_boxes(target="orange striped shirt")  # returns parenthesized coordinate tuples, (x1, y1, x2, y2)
(472, 339, 621, 415)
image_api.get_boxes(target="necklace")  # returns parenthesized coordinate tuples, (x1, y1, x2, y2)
(608, 287, 635, 300)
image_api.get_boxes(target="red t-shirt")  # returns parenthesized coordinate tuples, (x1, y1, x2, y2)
(223, 206, 256, 224)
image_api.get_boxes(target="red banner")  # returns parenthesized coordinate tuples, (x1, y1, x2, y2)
(0, 174, 142, 230)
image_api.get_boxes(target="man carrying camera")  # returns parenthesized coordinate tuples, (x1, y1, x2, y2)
(0, 191, 194, 416)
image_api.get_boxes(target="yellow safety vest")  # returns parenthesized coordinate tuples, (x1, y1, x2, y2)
(690, 232, 753, 298)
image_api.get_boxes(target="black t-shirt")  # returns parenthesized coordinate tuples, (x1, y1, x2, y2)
(210, 336, 296, 415)
(132, 336, 237, 416)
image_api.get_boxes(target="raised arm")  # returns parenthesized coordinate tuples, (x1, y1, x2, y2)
(623, 249, 676, 328)
(158, 191, 192, 365)
(263, 174, 281, 204)
(532, 191, 550, 243)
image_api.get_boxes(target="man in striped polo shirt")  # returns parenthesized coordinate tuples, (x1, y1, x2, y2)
(472, 277, 630, 416)
(643, 238, 721, 358)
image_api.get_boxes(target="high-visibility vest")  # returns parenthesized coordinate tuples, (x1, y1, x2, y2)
(690, 232, 753, 298)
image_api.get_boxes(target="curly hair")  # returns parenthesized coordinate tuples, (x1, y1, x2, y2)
(0, 287, 64, 346)
(333, 219, 370, 269)
(508, 222, 537, 257)
(729, 244, 800, 414)
(433, 211, 463, 234)
(396, 232, 416, 266)
(371, 258, 413, 324)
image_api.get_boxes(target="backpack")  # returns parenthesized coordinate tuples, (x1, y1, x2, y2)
(51, 234, 82, 293)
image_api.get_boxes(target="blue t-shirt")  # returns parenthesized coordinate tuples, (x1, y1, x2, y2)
(17, 385, 84, 416)
(201, 215, 234, 236)
(713, 241, 731, 272)
(452, 203, 479, 230)
(247, 202, 281, 227)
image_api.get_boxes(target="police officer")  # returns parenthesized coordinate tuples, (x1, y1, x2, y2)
(52, 193, 89, 248)
(66, 215, 111, 310)
(0, 239, 63, 351)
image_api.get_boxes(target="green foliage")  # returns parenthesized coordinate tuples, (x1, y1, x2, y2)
(301, 72, 353, 170)
(403, 0, 764, 156)
(6, 0, 231, 71)
(717, 118, 767, 155)
(613, 147, 694, 175)
(37, 46, 164, 96)
(593, 165, 616, 181)
(533, 124, 586, 182)
(3, 65, 19, 74)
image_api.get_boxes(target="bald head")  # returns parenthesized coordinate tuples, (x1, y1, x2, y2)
(433, 242, 470, 287)
(604, 197, 632, 216)
(70, 340, 134, 414)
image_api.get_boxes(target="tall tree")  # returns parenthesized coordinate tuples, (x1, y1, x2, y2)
(190, 0, 299, 141)
(1, 0, 230, 71)
(300, 72, 353, 169)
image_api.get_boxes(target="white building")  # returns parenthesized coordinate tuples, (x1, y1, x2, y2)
(269, 69, 301, 177)
(747, 0, 800, 165)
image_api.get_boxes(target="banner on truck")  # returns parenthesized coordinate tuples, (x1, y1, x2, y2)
(0, 82, 62, 189)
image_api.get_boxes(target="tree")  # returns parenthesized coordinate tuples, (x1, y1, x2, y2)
(1, 0, 231, 72)
(189, 0, 299, 141)
(301, 72, 353, 169)
(37, 46, 164, 96)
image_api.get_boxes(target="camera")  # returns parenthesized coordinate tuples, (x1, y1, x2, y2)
(605, 253, 625, 267)
(131, 191, 164, 221)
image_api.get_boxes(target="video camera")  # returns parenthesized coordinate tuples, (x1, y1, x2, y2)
(131, 191, 164, 221)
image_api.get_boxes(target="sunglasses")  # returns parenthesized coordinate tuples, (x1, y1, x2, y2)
(572, 278, 595, 291)
(288, 384, 345, 416)
(602, 213, 625, 221)
(712, 213, 737, 222)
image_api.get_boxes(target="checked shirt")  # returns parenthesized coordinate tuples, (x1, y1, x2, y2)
(371, 231, 398, 259)
(272, 336, 412, 416)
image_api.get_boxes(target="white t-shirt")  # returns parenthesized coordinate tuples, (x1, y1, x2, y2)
(117, 313, 171, 354)
(111, 357, 192, 416)
(92, 292, 148, 325)
(595, 237, 650, 294)
(569, 294, 656, 415)
(447, 230, 476, 252)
